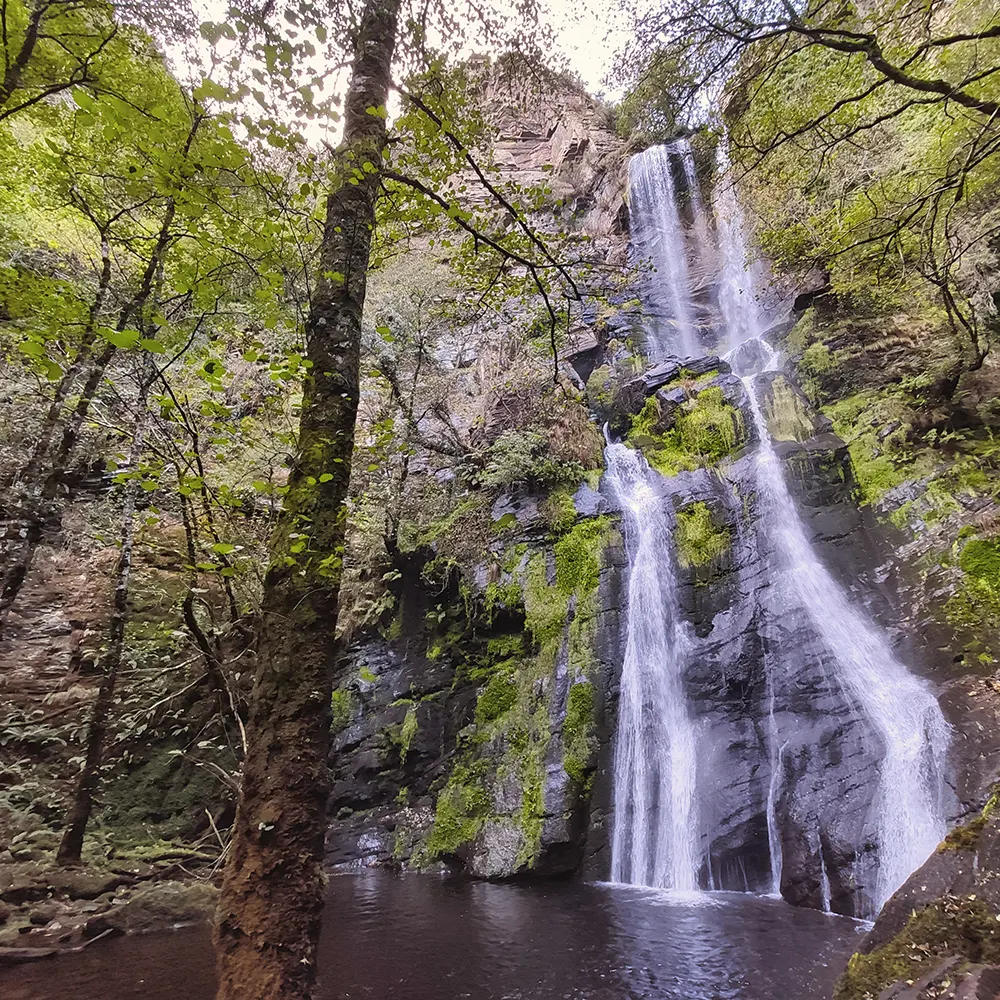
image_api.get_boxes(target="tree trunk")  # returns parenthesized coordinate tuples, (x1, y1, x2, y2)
(55, 386, 150, 864)
(0, 2, 46, 112)
(0, 190, 183, 633)
(213, 2, 400, 997)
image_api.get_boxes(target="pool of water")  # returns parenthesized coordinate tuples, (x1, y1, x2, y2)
(0, 873, 865, 999)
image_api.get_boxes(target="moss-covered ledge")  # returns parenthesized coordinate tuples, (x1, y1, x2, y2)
(834, 896, 1000, 1000)
(625, 382, 745, 477)
(675, 501, 730, 581)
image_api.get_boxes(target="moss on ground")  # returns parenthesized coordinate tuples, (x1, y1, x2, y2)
(834, 896, 1000, 1000)
(675, 502, 730, 570)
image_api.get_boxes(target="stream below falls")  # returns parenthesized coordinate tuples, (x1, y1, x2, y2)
(1, 872, 864, 1000)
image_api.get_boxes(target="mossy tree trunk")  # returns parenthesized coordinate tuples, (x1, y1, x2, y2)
(213, 3, 401, 998)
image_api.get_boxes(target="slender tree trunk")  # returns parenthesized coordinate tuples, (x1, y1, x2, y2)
(0, 1, 46, 111)
(0, 192, 182, 634)
(12, 231, 113, 492)
(213, 3, 400, 997)
(55, 383, 150, 864)
(0, 343, 115, 633)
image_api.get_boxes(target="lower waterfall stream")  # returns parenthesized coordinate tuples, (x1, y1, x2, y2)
(606, 440, 699, 890)
(742, 369, 951, 912)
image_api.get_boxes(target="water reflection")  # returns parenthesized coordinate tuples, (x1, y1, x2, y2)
(0, 873, 863, 1000)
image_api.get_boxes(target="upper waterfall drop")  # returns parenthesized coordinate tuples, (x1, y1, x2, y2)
(628, 144, 700, 359)
(714, 147, 766, 352)
(605, 440, 700, 890)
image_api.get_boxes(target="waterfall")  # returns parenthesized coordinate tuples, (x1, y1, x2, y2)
(605, 440, 699, 890)
(628, 145, 699, 359)
(741, 377, 951, 912)
(679, 142, 713, 264)
(765, 737, 787, 897)
(714, 164, 763, 349)
(609, 140, 952, 915)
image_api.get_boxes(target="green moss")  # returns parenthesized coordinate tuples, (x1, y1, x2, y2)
(553, 517, 612, 595)
(585, 364, 615, 407)
(524, 551, 569, 648)
(475, 672, 518, 725)
(398, 497, 487, 553)
(847, 441, 910, 505)
(675, 502, 730, 570)
(521, 517, 613, 650)
(515, 744, 546, 864)
(945, 538, 1000, 660)
(801, 341, 834, 374)
(424, 517, 617, 874)
(541, 488, 577, 535)
(834, 896, 1000, 1000)
(959, 539, 1000, 578)
(563, 681, 596, 786)
(938, 813, 987, 852)
(331, 688, 353, 733)
(626, 388, 743, 477)
(425, 758, 492, 857)
(485, 633, 527, 661)
(396, 703, 419, 762)
(888, 500, 915, 530)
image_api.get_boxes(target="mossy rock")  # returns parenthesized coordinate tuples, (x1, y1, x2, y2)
(835, 896, 1000, 1000)
(675, 502, 730, 571)
(102, 880, 218, 933)
(626, 386, 744, 477)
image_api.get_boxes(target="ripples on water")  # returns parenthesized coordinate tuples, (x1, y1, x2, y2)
(0, 873, 863, 1000)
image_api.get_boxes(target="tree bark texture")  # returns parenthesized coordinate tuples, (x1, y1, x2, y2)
(213, 2, 401, 997)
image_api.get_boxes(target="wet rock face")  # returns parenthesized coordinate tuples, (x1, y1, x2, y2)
(325, 523, 627, 879)
(655, 446, 888, 913)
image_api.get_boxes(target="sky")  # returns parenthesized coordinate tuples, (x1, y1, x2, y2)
(542, 0, 627, 95)
(168, 0, 629, 147)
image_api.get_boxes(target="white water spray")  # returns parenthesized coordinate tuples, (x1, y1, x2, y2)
(742, 376, 950, 912)
(606, 440, 700, 890)
(628, 145, 698, 359)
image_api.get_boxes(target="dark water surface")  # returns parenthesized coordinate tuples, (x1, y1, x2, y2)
(1, 873, 864, 1000)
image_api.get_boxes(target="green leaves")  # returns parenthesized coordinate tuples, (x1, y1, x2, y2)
(100, 327, 139, 349)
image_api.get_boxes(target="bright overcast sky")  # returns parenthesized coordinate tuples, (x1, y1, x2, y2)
(170, 0, 628, 146)
(545, 0, 627, 94)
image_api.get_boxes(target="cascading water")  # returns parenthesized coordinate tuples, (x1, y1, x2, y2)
(741, 377, 951, 911)
(679, 142, 712, 264)
(628, 145, 699, 359)
(609, 140, 954, 916)
(606, 440, 699, 890)
(714, 151, 764, 350)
